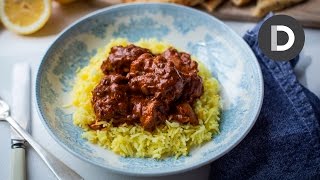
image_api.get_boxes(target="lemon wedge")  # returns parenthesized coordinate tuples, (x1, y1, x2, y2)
(0, 0, 51, 35)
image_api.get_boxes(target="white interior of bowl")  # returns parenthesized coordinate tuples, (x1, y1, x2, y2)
(36, 3, 263, 176)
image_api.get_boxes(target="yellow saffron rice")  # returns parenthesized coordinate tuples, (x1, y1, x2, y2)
(71, 39, 220, 159)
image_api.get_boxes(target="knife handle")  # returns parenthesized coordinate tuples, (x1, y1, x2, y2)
(10, 142, 26, 180)
(6, 116, 83, 180)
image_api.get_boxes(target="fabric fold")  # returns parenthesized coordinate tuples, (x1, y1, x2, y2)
(210, 15, 320, 179)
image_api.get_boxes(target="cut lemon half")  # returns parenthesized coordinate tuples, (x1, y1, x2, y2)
(0, 0, 51, 35)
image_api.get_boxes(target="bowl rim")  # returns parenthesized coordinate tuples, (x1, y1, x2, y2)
(35, 2, 264, 177)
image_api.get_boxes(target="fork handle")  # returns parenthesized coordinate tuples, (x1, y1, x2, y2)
(6, 116, 83, 180)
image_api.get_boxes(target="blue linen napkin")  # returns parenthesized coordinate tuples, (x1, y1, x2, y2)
(210, 16, 320, 179)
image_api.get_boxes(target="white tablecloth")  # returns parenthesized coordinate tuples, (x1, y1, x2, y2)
(0, 2, 319, 180)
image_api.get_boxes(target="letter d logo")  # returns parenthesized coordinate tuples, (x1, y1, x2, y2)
(271, 25, 295, 51)
(258, 15, 304, 61)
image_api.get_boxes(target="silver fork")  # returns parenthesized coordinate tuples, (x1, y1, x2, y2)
(0, 98, 83, 180)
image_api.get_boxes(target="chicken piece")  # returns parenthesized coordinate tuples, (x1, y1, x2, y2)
(130, 95, 149, 120)
(162, 48, 203, 103)
(171, 103, 198, 125)
(181, 75, 204, 104)
(92, 75, 130, 122)
(162, 48, 198, 77)
(129, 53, 154, 73)
(101, 44, 151, 75)
(129, 54, 184, 105)
(140, 100, 168, 131)
(253, 0, 306, 18)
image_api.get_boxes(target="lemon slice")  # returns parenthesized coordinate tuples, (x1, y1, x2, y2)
(0, 0, 51, 35)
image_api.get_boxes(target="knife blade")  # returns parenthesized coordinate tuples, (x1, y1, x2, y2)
(10, 63, 31, 180)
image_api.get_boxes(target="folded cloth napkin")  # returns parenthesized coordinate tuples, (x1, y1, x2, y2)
(210, 15, 320, 179)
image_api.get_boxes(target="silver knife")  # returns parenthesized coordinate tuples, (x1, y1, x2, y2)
(10, 63, 31, 180)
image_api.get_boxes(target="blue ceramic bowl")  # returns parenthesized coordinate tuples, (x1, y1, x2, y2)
(36, 3, 263, 176)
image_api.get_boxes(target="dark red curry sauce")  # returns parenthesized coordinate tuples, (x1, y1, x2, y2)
(91, 44, 203, 131)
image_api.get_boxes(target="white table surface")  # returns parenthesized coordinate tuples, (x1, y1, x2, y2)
(0, 2, 319, 180)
